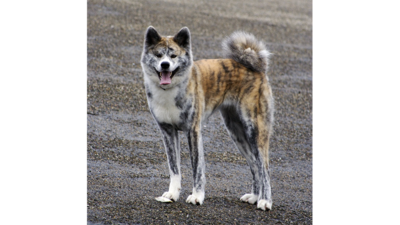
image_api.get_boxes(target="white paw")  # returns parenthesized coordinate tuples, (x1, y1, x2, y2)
(257, 199, 272, 211)
(156, 175, 181, 202)
(155, 196, 173, 203)
(186, 189, 205, 205)
(240, 193, 258, 204)
(162, 190, 179, 201)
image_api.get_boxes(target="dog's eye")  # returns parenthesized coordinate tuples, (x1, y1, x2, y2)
(171, 54, 177, 58)
(156, 53, 162, 58)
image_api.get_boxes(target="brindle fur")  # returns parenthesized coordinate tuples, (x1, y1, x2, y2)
(140, 27, 274, 210)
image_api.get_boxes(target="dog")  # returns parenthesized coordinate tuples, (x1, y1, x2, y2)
(140, 26, 274, 211)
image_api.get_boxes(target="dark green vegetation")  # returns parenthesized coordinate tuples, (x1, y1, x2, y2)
(88, 0, 312, 223)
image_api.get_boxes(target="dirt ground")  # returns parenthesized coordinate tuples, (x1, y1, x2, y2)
(87, 0, 312, 224)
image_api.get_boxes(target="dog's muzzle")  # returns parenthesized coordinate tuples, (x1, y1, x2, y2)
(154, 67, 180, 85)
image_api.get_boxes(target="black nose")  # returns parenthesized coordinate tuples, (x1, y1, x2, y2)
(161, 62, 170, 69)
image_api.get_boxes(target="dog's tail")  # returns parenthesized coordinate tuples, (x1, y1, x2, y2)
(222, 31, 270, 74)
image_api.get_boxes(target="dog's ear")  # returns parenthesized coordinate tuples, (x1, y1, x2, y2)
(173, 27, 191, 50)
(144, 26, 161, 47)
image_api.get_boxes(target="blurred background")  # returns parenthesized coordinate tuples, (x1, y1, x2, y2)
(87, 0, 312, 223)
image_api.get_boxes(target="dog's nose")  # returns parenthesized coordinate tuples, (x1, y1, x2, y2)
(161, 62, 170, 69)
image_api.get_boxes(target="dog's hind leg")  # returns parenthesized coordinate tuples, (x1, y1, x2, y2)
(156, 123, 181, 202)
(220, 106, 260, 205)
(220, 105, 273, 211)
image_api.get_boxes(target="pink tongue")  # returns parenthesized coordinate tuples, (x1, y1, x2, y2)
(160, 72, 172, 85)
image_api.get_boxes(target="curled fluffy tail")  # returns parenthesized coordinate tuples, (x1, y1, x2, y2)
(222, 31, 270, 73)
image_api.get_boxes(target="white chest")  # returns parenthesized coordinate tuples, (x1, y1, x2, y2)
(147, 84, 182, 125)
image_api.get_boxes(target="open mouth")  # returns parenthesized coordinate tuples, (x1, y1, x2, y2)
(154, 67, 180, 85)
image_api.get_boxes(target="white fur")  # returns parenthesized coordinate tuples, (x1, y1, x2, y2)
(161, 174, 181, 201)
(259, 49, 271, 60)
(186, 188, 205, 205)
(240, 193, 258, 204)
(257, 199, 272, 211)
(156, 56, 179, 73)
(155, 196, 173, 202)
(145, 78, 182, 125)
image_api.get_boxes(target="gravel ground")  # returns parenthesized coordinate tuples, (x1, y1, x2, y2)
(87, 0, 312, 224)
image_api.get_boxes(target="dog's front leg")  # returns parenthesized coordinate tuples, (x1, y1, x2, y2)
(186, 126, 206, 205)
(157, 123, 181, 202)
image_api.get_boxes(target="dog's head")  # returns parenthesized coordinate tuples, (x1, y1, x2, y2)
(141, 26, 193, 89)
